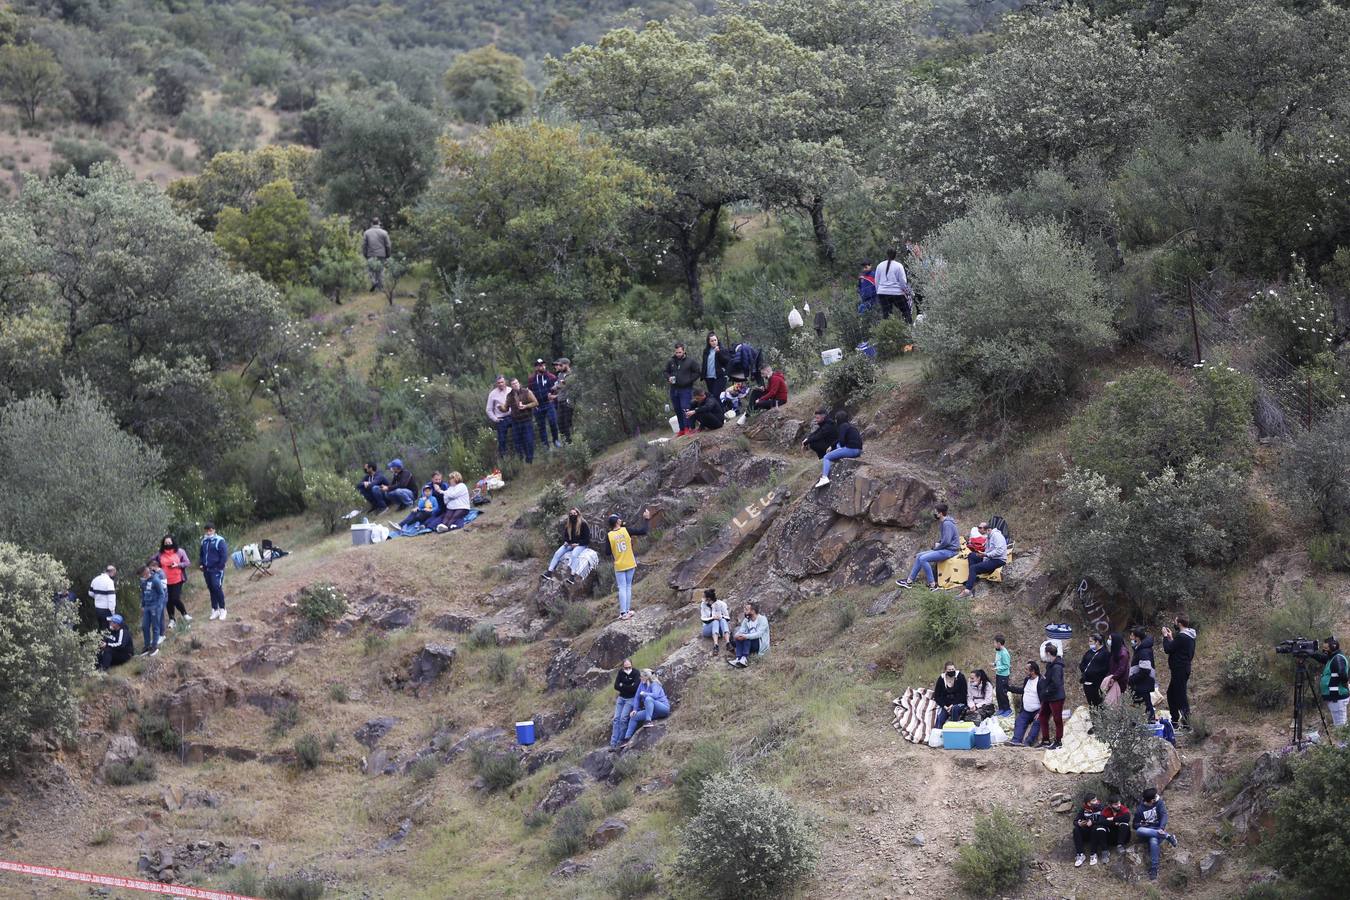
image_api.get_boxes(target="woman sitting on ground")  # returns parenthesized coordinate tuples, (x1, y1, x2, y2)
(728, 601, 769, 668)
(544, 508, 590, 579)
(430, 472, 471, 532)
(1007, 661, 1042, 746)
(622, 669, 671, 744)
(966, 668, 996, 723)
(699, 588, 730, 657)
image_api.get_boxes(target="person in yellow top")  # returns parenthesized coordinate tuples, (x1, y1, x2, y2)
(606, 509, 651, 620)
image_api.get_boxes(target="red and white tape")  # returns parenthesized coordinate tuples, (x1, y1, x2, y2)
(0, 859, 259, 899)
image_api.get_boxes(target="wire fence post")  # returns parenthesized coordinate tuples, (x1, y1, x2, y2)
(1186, 279, 1203, 365)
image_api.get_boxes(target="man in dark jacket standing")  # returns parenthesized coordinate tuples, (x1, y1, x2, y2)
(1038, 643, 1067, 749)
(552, 358, 575, 443)
(529, 359, 561, 449)
(362, 217, 391, 290)
(1128, 626, 1158, 722)
(199, 523, 229, 622)
(665, 343, 700, 434)
(933, 662, 968, 727)
(1161, 616, 1196, 728)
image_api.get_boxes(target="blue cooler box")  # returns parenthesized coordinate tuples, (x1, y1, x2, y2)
(942, 722, 975, 750)
(972, 730, 993, 750)
(515, 720, 536, 746)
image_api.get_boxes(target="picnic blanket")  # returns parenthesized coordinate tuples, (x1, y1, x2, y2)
(935, 536, 1013, 590)
(389, 509, 481, 539)
(891, 686, 938, 745)
(1042, 705, 1109, 774)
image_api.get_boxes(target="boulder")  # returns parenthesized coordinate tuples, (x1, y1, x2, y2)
(587, 607, 677, 670)
(766, 504, 867, 579)
(1144, 739, 1183, 792)
(375, 818, 413, 852)
(580, 749, 615, 783)
(668, 486, 790, 591)
(534, 568, 598, 616)
(659, 442, 731, 490)
(537, 769, 589, 813)
(343, 592, 419, 631)
(524, 748, 568, 775)
(622, 722, 667, 753)
(362, 748, 395, 776)
(545, 645, 587, 692)
(1199, 850, 1224, 877)
(354, 717, 399, 749)
(824, 537, 899, 587)
(1219, 751, 1292, 839)
(430, 613, 476, 633)
(409, 644, 457, 687)
(743, 411, 806, 449)
(103, 735, 140, 769)
(590, 818, 628, 849)
(158, 678, 240, 732)
(242, 686, 300, 716)
(439, 726, 509, 761)
(636, 772, 675, 795)
(822, 462, 941, 527)
(654, 640, 704, 704)
(234, 644, 297, 677)
(868, 590, 902, 617)
(551, 859, 592, 878)
(533, 705, 580, 742)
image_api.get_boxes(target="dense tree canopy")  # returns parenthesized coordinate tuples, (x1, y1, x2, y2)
(443, 44, 534, 124)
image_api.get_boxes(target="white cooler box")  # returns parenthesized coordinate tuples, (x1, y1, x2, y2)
(351, 523, 389, 546)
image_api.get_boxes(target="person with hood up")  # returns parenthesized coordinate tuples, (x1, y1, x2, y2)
(1038, 643, 1067, 749)
(814, 410, 863, 488)
(1128, 626, 1157, 722)
(896, 503, 959, 589)
(97, 614, 134, 670)
(1161, 615, 1196, 728)
(621, 669, 671, 743)
(933, 662, 968, 727)
(1078, 632, 1112, 706)
(606, 509, 651, 620)
(544, 508, 591, 580)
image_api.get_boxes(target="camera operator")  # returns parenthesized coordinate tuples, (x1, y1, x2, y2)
(1311, 636, 1349, 727)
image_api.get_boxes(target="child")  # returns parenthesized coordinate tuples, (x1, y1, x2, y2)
(1132, 787, 1179, 881)
(1073, 794, 1106, 867)
(993, 634, 1012, 716)
(398, 485, 439, 530)
(1100, 795, 1132, 861)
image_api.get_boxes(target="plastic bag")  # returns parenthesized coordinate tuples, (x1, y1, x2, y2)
(788, 307, 804, 328)
(926, 727, 944, 748)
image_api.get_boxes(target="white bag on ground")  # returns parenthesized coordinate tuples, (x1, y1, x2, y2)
(926, 727, 944, 748)
(788, 307, 804, 328)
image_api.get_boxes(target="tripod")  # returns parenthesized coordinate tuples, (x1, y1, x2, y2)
(1291, 656, 1330, 749)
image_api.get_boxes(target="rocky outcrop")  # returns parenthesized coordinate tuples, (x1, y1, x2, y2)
(1220, 751, 1292, 840)
(1144, 739, 1183, 792)
(430, 612, 477, 633)
(408, 643, 457, 688)
(657, 441, 785, 492)
(668, 486, 790, 591)
(654, 639, 705, 703)
(354, 717, 399, 749)
(743, 411, 807, 450)
(580, 748, 615, 783)
(242, 685, 299, 716)
(822, 461, 941, 527)
(587, 607, 678, 670)
(534, 567, 598, 616)
(590, 818, 628, 849)
(103, 735, 140, 770)
(622, 722, 667, 753)
(234, 644, 297, 677)
(338, 592, 419, 631)
(158, 678, 240, 732)
(763, 504, 868, 579)
(536, 769, 588, 813)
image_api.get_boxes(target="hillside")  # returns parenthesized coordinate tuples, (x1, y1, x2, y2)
(1, 343, 1338, 899)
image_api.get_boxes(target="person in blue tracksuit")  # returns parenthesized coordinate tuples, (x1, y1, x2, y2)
(139, 561, 167, 655)
(199, 523, 229, 621)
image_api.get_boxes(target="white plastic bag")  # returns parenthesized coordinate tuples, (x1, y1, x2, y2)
(788, 307, 804, 329)
(926, 727, 944, 748)
(989, 723, 1009, 745)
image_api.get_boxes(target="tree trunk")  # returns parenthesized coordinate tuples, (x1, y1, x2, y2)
(682, 252, 704, 322)
(612, 371, 630, 437)
(549, 308, 565, 362)
(808, 195, 837, 263)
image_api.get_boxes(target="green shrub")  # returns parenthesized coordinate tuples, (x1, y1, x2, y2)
(610, 752, 643, 783)
(602, 786, 633, 814)
(606, 856, 659, 899)
(557, 601, 593, 636)
(1088, 702, 1164, 801)
(546, 801, 594, 861)
(916, 589, 975, 652)
(294, 734, 322, 771)
(1307, 532, 1350, 572)
(871, 317, 911, 360)
(1263, 743, 1350, 899)
(504, 533, 535, 561)
(1266, 585, 1340, 644)
(469, 746, 522, 792)
(832, 601, 858, 635)
(298, 583, 347, 631)
(262, 873, 325, 900)
(137, 712, 181, 754)
(523, 808, 551, 831)
(303, 471, 353, 534)
(268, 703, 301, 739)
(1280, 406, 1350, 532)
(468, 622, 498, 649)
(1220, 649, 1286, 709)
(914, 201, 1115, 419)
(105, 754, 157, 785)
(363, 631, 389, 656)
(410, 756, 441, 783)
(819, 352, 879, 411)
(954, 807, 1033, 897)
(483, 650, 515, 684)
(675, 771, 819, 899)
(538, 481, 569, 521)
(557, 440, 594, 477)
(328, 683, 349, 703)
(675, 741, 730, 815)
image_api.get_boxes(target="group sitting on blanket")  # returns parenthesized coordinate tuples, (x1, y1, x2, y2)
(359, 466, 471, 534)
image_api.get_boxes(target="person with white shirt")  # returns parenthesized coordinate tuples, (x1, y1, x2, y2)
(699, 588, 730, 658)
(485, 375, 514, 459)
(958, 522, 1008, 598)
(431, 472, 472, 532)
(1008, 660, 1043, 746)
(90, 565, 117, 630)
(874, 248, 911, 324)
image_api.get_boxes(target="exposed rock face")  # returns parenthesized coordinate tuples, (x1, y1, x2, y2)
(341, 592, 419, 631)
(743, 411, 807, 450)
(354, 717, 399, 749)
(622, 722, 667, 753)
(588, 607, 678, 670)
(158, 678, 240, 732)
(234, 644, 297, 677)
(536, 769, 588, 813)
(824, 536, 900, 587)
(430, 612, 476, 633)
(868, 590, 903, 617)
(242, 685, 299, 716)
(668, 486, 790, 591)
(1220, 751, 1292, 840)
(408, 644, 457, 688)
(524, 748, 567, 774)
(766, 504, 868, 578)
(534, 567, 598, 616)
(657, 441, 785, 493)
(551, 859, 591, 878)
(590, 818, 628, 849)
(438, 726, 509, 761)
(654, 639, 704, 704)
(580, 748, 615, 783)
(103, 735, 140, 769)
(1144, 738, 1183, 792)
(822, 461, 940, 527)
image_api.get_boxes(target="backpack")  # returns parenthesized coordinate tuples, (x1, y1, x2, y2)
(988, 515, 1011, 542)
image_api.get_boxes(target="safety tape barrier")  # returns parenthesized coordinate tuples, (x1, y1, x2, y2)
(0, 859, 260, 899)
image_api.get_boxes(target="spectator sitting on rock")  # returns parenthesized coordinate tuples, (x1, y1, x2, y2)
(686, 387, 726, 432)
(728, 601, 769, 668)
(430, 472, 471, 532)
(933, 661, 968, 727)
(1100, 795, 1131, 861)
(802, 408, 837, 460)
(814, 410, 863, 489)
(397, 484, 440, 530)
(957, 521, 1007, 598)
(97, 614, 134, 670)
(1132, 787, 1179, 882)
(699, 588, 730, 658)
(738, 363, 788, 425)
(605, 510, 651, 621)
(384, 459, 417, 509)
(356, 461, 390, 512)
(1073, 793, 1107, 868)
(966, 668, 996, 723)
(621, 669, 671, 745)
(1007, 661, 1042, 746)
(609, 658, 640, 751)
(544, 508, 591, 581)
(897, 503, 959, 590)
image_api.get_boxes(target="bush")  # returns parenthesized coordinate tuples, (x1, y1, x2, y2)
(468, 622, 498, 649)
(298, 584, 347, 630)
(1266, 585, 1340, 644)
(483, 650, 515, 684)
(268, 703, 301, 739)
(49, 137, 119, 178)
(954, 807, 1034, 897)
(832, 601, 858, 634)
(469, 746, 522, 792)
(1220, 649, 1287, 709)
(137, 712, 182, 753)
(1263, 743, 1350, 899)
(504, 533, 535, 561)
(871, 317, 911, 360)
(602, 787, 633, 815)
(0, 542, 92, 766)
(675, 741, 730, 815)
(104, 755, 157, 786)
(1089, 702, 1164, 801)
(610, 752, 643, 783)
(1280, 406, 1350, 532)
(328, 683, 349, 703)
(537, 481, 569, 521)
(1307, 532, 1350, 572)
(557, 440, 594, 478)
(916, 589, 975, 652)
(1057, 459, 1253, 615)
(262, 874, 325, 900)
(303, 471, 353, 534)
(676, 771, 819, 899)
(606, 856, 659, 899)
(557, 601, 594, 636)
(546, 801, 594, 861)
(410, 756, 440, 783)
(914, 201, 1115, 418)
(819, 352, 880, 411)
(294, 734, 322, 771)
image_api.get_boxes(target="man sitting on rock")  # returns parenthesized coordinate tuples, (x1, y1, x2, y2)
(933, 661, 968, 727)
(685, 387, 725, 432)
(802, 409, 837, 459)
(897, 503, 959, 590)
(958, 521, 1008, 598)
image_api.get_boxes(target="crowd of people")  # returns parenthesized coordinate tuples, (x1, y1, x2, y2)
(356, 462, 473, 533)
(483, 359, 575, 465)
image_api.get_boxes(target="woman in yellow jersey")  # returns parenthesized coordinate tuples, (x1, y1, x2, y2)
(606, 509, 651, 620)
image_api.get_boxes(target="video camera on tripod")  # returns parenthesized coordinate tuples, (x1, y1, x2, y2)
(1275, 637, 1320, 656)
(1273, 637, 1329, 748)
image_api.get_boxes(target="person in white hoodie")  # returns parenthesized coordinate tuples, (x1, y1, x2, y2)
(90, 565, 117, 630)
(699, 588, 730, 658)
(874, 248, 911, 324)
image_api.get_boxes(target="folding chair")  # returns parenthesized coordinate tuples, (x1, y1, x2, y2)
(247, 540, 287, 580)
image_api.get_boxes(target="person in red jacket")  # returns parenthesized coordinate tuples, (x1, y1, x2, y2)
(1099, 795, 1132, 861)
(739, 364, 787, 425)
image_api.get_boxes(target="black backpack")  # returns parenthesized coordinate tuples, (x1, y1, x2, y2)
(988, 514, 1011, 542)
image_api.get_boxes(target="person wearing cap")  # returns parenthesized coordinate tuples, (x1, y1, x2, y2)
(486, 375, 514, 459)
(139, 560, 167, 655)
(552, 358, 574, 444)
(356, 461, 390, 513)
(199, 523, 230, 621)
(97, 614, 134, 670)
(384, 459, 417, 508)
(529, 358, 562, 450)
(665, 342, 701, 435)
(508, 377, 539, 463)
(362, 217, 391, 290)
(90, 565, 118, 631)
(958, 521, 1008, 598)
(606, 509, 651, 620)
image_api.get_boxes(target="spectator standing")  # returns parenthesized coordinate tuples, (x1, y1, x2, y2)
(159, 535, 192, 630)
(361, 218, 392, 291)
(1106, 631, 1130, 705)
(90, 565, 118, 631)
(685, 388, 725, 432)
(739, 364, 787, 425)
(957, 521, 1007, 598)
(665, 343, 701, 435)
(1128, 626, 1158, 722)
(897, 503, 959, 589)
(1073, 794, 1107, 867)
(1079, 632, 1111, 706)
(875, 248, 911, 323)
(1313, 636, 1349, 727)
(199, 523, 229, 621)
(609, 658, 640, 751)
(730, 340, 762, 385)
(967, 669, 996, 723)
(356, 462, 390, 513)
(1161, 615, 1196, 728)
(508, 377, 538, 463)
(933, 662, 968, 727)
(138, 561, 166, 655)
(606, 510, 650, 620)
(1007, 661, 1042, 746)
(622, 669, 671, 743)
(97, 614, 134, 670)
(1100, 796, 1132, 861)
(728, 601, 769, 668)
(701, 332, 731, 403)
(430, 471, 471, 532)
(1132, 787, 1179, 882)
(993, 634, 1012, 717)
(552, 358, 575, 443)
(1038, 643, 1066, 749)
(544, 508, 591, 580)
(858, 261, 878, 313)
(814, 410, 863, 488)
(384, 459, 417, 508)
(802, 409, 837, 460)
(529, 358, 562, 449)
(699, 588, 730, 657)
(486, 375, 514, 458)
